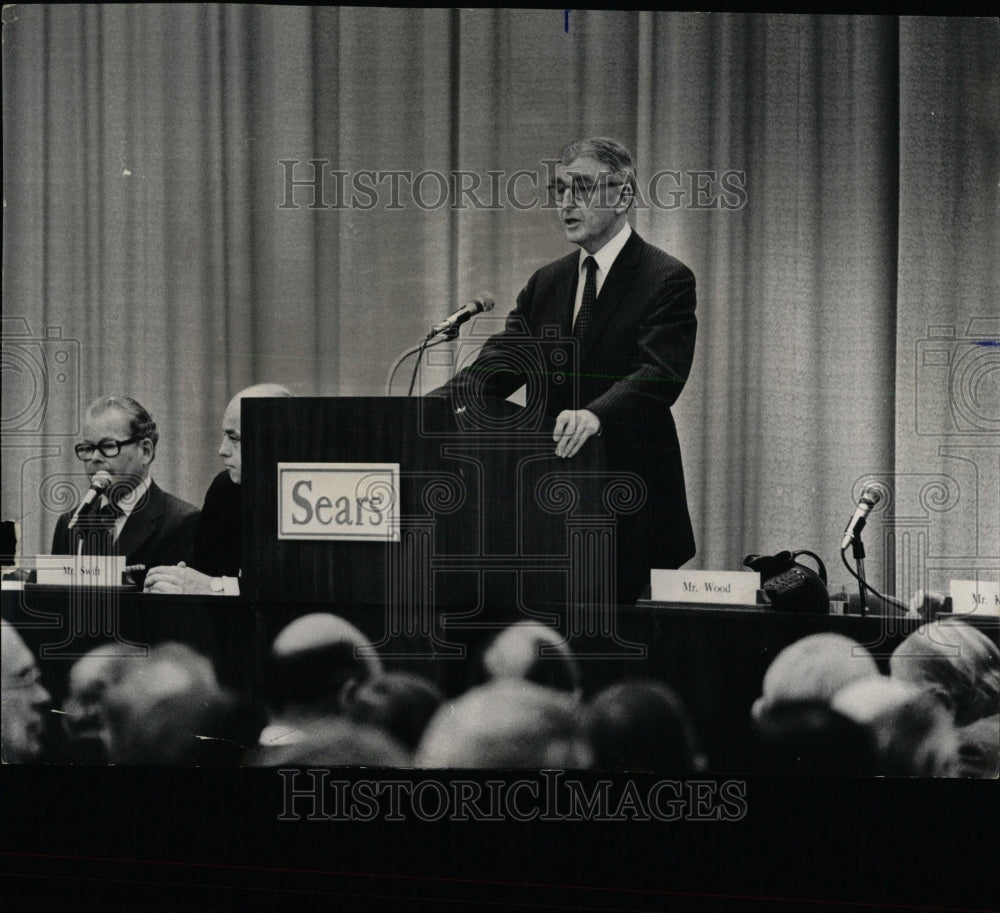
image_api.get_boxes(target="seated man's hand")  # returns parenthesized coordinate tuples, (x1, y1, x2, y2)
(143, 561, 215, 595)
(553, 409, 601, 458)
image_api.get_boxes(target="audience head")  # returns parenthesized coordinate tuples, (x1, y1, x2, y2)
(346, 672, 444, 752)
(219, 383, 294, 484)
(415, 679, 589, 768)
(266, 613, 382, 727)
(62, 645, 130, 755)
(77, 395, 158, 496)
(953, 714, 1000, 779)
(102, 641, 243, 765)
(1, 624, 51, 763)
(752, 633, 880, 721)
(753, 700, 879, 776)
(481, 622, 581, 697)
(889, 620, 1000, 726)
(257, 718, 411, 767)
(585, 679, 705, 773)
(833, 677, 960, 777)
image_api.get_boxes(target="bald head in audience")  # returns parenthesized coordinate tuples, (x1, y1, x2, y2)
(481, 622, 582, 697)
(259, 613, 382, 749)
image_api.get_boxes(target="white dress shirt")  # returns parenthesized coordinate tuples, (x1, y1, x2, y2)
(572, 222, 632, 327)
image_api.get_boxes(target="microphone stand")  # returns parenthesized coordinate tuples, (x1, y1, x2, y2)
(851, 516, 869, 616)
(384, 327, 459, 396)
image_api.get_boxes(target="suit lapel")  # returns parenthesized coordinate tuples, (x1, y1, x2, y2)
(576, 231, 643, 359)
(115, 481, 164, 561)
(536, 253, 579, 335)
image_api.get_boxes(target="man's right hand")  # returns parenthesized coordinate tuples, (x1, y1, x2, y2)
(143, 561, 216, 595)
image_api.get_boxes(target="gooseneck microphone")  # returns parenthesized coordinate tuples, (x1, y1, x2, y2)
(428, 292, 495, 338)
(840, 486, 881, 551)
(67, 470, 113, 530)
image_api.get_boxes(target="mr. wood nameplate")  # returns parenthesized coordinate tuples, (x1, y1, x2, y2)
(650, 569, 760, 605)
(278, 463, 400, 541)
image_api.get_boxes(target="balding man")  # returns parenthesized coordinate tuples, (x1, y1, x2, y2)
(250, 613, 382, 757)
(51, 395, 198, 589)
(144, 383, 293, 595)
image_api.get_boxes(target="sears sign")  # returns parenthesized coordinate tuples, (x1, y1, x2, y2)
(278, 463, 399, 541)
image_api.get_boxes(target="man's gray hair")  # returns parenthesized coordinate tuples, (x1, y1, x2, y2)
(86, 395, 159, 449)
(557, 136, 637, 198)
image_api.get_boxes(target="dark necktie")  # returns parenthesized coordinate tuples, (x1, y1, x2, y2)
(95, 500, 120, 553)
(574, 256, 598, 338)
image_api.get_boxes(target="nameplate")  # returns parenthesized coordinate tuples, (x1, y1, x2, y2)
(35, 555, 126, 587)
(650, 569, 760, 605)
(950, 579, 1000, 616)
(278, 463, 400, 541)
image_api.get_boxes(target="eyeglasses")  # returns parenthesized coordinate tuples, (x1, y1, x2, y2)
(546, 176, 625, 206)
(74, 436, 143, 460)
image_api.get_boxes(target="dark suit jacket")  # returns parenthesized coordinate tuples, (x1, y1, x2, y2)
(186, 471, 242, 578)
(431, 230, 698, 580)
(51, 480, 199, 589)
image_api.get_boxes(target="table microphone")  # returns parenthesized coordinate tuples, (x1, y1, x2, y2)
(840, 486, 881, 551)
(67, 470, 112, 530)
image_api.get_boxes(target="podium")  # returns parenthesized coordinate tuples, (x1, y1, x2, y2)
(242, 397, 666, 656)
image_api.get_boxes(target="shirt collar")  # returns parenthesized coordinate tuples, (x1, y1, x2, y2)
(579, 222, 632, 277)
(103, 475, 151, 518)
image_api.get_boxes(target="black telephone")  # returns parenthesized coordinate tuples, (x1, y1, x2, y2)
(743, 550, 830, 614)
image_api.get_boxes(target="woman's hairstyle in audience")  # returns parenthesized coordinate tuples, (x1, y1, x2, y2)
(415, 680, 590, 768)
(832, 677, 960, 777)
(584, 679, 705, 773)
(889, 619, 1000, 726)
(257, 718, 411, 767)
(752, 633, 880, 721)
(346, 672, 444, 751)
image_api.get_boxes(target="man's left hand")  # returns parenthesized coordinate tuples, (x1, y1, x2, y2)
(143, 562, 214, 595)
(553, 409, 601, 458)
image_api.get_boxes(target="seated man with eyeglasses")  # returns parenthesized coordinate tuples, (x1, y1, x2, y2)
(50, 395, 198, 590)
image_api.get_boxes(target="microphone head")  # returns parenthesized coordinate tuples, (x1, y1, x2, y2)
(91, 470, 113, 491)
(860, 486, 881, 506)
(474, 292, 495, 314)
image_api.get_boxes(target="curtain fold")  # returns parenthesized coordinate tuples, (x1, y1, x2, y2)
(3, 7, 997, 604)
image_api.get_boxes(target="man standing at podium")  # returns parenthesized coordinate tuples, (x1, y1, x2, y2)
(431, 137, 698, 598)
(51, 396, 197, 590)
